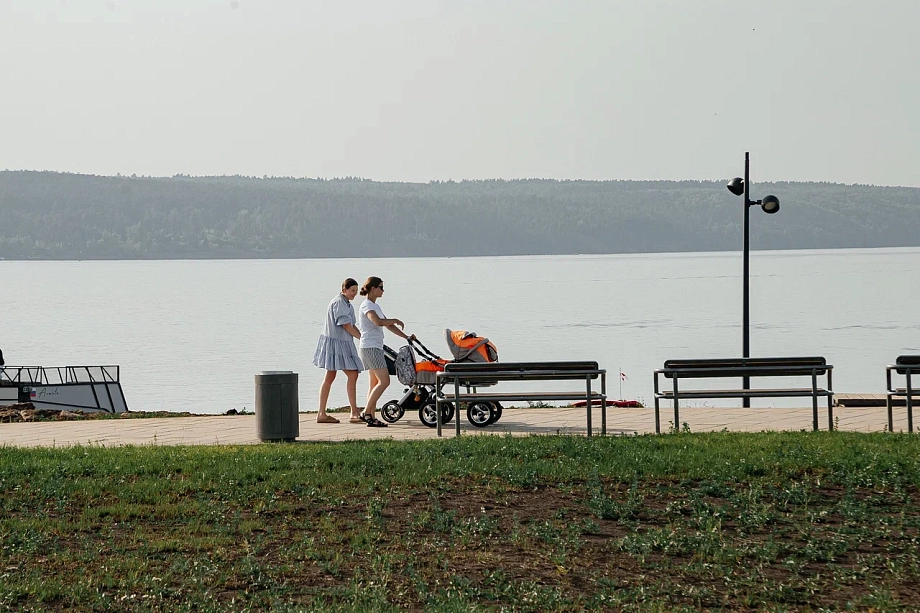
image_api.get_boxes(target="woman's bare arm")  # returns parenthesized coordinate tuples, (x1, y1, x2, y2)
(367, 311, 403, 329)
(367, 311, 411, 340)
(342, 322, 361, 340)
(386, 324, 413, 340)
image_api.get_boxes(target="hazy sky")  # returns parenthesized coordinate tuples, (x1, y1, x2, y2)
(2, 1, 918, 186)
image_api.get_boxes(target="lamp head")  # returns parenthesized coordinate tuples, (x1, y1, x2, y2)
(761, 195, 780, 214)
(727, 177, 745, 196)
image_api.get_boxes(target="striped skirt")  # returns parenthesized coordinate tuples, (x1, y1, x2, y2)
(360, 347, 389, 371)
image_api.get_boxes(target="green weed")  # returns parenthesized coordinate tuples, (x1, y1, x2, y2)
(1, 432, 919, 610)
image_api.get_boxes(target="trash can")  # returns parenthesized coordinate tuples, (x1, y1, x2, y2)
(255, 371, 299, 442)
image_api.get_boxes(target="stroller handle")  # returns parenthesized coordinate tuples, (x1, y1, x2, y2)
(409, 336, 442, 361)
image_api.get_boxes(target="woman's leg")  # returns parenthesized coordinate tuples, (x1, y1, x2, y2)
(364, 368, 391, 417)
(366, 369, 379, 411)
(344, 370, 360, 418)
(318, 370, 337, 418)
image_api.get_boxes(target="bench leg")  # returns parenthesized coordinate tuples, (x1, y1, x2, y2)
(436, 397, 442, 438)
(654, 397, 660, 434)
(812, 394, 819, 432)
(673, 377, 680, 433)
(601, 373, 607, 436)
(907, 376, 914, 434)
(887, 393, 894, 433)
(585, 377, 593, 438)
(812, 373, 819, 432)
(827, 394, 833, 432)
(455, 379, 462, 437)
(601, 397, 607, 437)
(910, 397, 914, 434)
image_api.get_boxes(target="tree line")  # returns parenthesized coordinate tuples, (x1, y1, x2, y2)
(1, 171, 918, 259)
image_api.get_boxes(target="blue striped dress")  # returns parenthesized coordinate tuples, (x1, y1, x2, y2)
(312, 294, 364, 371)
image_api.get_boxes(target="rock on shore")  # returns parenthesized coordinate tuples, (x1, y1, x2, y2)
(0, 403, 201, 422)
(0, 402, 95, 423)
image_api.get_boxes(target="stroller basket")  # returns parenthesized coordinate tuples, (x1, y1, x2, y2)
(383, 345, 398, 376)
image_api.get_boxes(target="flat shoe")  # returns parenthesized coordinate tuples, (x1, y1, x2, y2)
(316, 415, 340, 424)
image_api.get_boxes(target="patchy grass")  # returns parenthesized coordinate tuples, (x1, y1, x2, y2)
(1, 432, 919, 611)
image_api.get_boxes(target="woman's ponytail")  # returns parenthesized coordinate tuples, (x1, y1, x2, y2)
(360, 276, 382, 296)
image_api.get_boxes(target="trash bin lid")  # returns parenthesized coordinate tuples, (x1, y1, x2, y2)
(259, 371, 295, 375)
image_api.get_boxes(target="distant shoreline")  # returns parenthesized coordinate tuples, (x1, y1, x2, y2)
(3, 171, 919, 259)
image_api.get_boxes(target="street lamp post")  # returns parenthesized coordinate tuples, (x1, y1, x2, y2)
(727, 152, 780, 408)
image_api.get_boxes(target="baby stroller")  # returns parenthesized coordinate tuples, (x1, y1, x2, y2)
(380, 330, 502, 427)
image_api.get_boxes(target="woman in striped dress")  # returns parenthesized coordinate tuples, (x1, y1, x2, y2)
(312, 278, 363, 424)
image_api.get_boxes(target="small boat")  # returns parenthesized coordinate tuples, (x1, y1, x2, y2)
(0, 365, 128, 413)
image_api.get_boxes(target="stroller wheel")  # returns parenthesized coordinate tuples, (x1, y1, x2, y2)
(381, 400, 404, 423)
(467, 402, 494, 428)
(419, 401, 454, 428)
(487, 402, 503, 425)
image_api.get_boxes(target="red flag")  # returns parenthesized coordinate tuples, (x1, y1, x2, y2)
(620, 371, 628, 381)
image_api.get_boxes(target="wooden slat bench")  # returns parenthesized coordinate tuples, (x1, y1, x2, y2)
(653, 357, 834, 433)
(436, 361, 607, 437)
(886, 355, 920, 433)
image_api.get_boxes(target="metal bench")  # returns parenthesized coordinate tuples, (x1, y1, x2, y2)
(886, 355, 920, 433)
(653, 357, 834, 433)
(435, 361, 607, 437)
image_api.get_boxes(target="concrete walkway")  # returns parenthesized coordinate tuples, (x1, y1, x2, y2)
(0, 404, 912, 448)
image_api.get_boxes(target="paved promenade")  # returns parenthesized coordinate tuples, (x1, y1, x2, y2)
(0, 404, 912, 448)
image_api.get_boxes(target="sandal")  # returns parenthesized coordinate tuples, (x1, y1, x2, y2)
(316, 414, 340, 424)
(349, 416, 365, 424)
(361, 413, 388, 427)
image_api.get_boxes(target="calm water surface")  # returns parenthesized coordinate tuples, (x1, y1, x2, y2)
(2, 248, 918, 414)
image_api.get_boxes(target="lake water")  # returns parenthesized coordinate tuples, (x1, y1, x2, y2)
(1, 248, 918, 414)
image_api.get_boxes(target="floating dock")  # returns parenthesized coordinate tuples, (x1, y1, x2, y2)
(0, 366, 128, 413)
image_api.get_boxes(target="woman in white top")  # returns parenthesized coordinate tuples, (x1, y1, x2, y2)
(356, 276, 414, 427)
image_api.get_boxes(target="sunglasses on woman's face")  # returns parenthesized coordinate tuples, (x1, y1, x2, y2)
(377, 286, 384, 291)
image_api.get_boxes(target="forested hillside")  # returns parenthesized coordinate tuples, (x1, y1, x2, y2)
(1, 171, 918, 259)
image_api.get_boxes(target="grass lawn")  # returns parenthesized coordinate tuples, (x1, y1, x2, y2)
(1, 432, 919, 611)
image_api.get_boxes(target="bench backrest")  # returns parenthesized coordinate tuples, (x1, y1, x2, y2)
(895, 355, 920, 375)
(661, 357, 828, 378)
(442, 361, 601, 380)
(445, 361, 598, 372)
